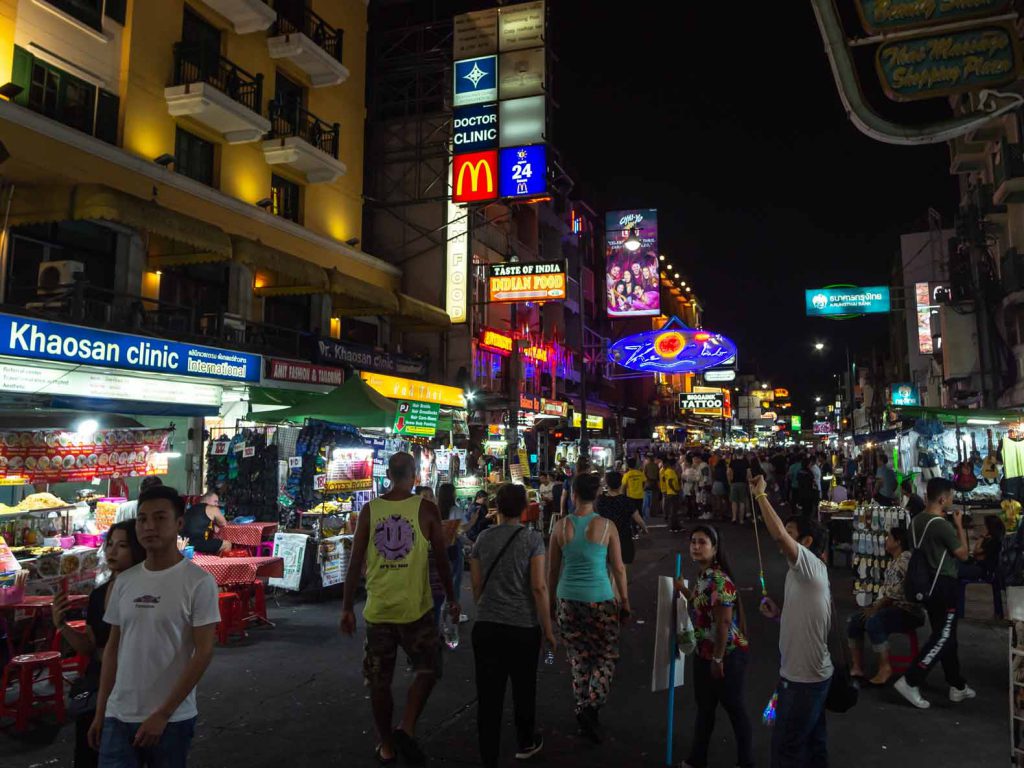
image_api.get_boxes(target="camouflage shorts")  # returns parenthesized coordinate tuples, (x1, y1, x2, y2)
(363, 610, 439, 689)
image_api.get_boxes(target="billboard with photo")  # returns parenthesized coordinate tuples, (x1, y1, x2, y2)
(605, 209, 659, 318)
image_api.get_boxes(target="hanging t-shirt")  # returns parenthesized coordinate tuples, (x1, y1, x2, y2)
(104, 558, 220, 723)
(1004, 436, 1024, 479)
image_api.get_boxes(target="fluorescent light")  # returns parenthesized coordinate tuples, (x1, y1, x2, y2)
(966, 418, 1000, 425)
(76, 419, 99, 437)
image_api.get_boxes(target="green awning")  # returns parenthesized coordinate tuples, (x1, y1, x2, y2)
(248, 386, 319, 409)
(895, 405, 1024, 424)
(249, 376, 397, 429)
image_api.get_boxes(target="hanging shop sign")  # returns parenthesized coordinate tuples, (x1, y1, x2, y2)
(813, 421, 835, 436)
(791, 415, 803, 432)
(499, 144, 547, 198)
(679, 391, 724, 411)
(540, 398, 568, 417)
(0, 313, 260, 383)
(445, 175, 469, 324)
(875, 24, 1019, 102)
(571, 412, 604, 430)
(605, 209, 660, 319)
(499, 95, 545, 147)
(478, 328, 514, 356)
(891, 382, 921, 406)
(499, 47, 545, 99)
(499, 0, 545, 51)
(609, 321, 738, 374)
(325, 448, 374, 492)
(774, 388, 790, 398)
(453, 103, 498, 153)
(0, 360, 222, 408)
(854, 0, 1011, 35)
(454, 8, 498, 58)
(0, 427, 171, 484)
(454, 55, 498, 106)
(522, 344, 550, 363)
(453, 150, 499, 203)
(486, 260, 566, 302)
(265, 359, 343, 387)
(393, 400, 441, 438)
(703, 368, 736, 383)
(316, 338, 427, 377)
(519, 394, 540, 411)
(805, 285, 891, 317)
(360, 372, 467, 408)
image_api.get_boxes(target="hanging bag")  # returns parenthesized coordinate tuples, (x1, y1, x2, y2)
(904, 516, 947, 603)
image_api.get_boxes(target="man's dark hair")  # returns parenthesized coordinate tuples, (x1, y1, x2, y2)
(140, 476, 163, 493)
(573, 472, 601, 503)
(138, 485, 186, 518)
(926, 477, 955, 503)
(474, 490, 488, 502)
(605, 471, 623, 490)
(627, 457, 637, 469)
(889, 526, 910, 552)
(496, 483, 527, 518)
(786, 515, 826, 556)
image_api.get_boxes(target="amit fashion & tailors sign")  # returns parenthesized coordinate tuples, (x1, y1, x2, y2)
(266, 359, 343, 387)
(0, 313, 260, 383)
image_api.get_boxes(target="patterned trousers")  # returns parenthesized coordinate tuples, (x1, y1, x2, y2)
(557, 599, 620, 714)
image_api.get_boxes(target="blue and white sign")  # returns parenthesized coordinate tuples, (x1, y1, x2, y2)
(0, 313, 261, 383)
(608, 323, 738, 375)
(805, 285, 891, 317)
(453, 104, 498, 153)
(890, 383, 921, 406)
(499, 144, 546, 198)
(454, 55, 497, 106)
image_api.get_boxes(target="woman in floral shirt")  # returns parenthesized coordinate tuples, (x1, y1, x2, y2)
(676, 524, 753, 768)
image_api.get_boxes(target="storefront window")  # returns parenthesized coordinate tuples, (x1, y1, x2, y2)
(473, 347, 506, 394)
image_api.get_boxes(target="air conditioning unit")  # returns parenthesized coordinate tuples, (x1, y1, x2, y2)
(37, 260, 84, 295)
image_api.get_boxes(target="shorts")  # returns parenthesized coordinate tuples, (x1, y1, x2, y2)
(729, 483, 749, 504)
(363, 610, 439, 689)
(712, 481, 727, 497)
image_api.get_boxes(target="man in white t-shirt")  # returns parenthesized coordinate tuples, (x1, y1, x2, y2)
(114, 476, 164, 524)
(89, 485, 220, 766)
(751, 475, 833, 768)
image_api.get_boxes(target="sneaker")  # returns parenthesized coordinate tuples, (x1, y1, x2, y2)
(459, 614, 469, 624)
(949, 684, 976, 703)
(515, 735, 544, 760)
(894, 677, 930, 709)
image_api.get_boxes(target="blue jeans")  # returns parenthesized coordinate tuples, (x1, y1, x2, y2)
(847, 605, 922, 650)
(771, 677, 830, 768)
(99, 716, 196, 768)
(642, 489, 653, 522)
(448, 542, 465, 604)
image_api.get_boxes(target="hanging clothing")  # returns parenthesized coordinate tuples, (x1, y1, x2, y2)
(1004, 436, 1024, 480)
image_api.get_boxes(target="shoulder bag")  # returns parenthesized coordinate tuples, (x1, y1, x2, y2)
(905, 516, 946, 603)
(481, 527, 525, 594)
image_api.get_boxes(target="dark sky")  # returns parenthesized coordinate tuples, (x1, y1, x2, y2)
(550, 2, 960, 416)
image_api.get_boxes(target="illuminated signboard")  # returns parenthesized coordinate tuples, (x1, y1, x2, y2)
(393, 401, 440, 438)
(453, 55, 497, 106)
(703, 368, 736, 383)
(498, 0, 545, 51)
(679, 391, 724, 411)
(605, 209, 659, 319)
(791, 415, 802, 432)
(915, 282, 947, 354)
(522, 345, 549, 362)
(499, 145, 547, 198)
(499, 47, 545, 99)
(540, 398, 567, 417)
(453, 150, 498, 203)
(813, 421, 834, 435)
(854, 0, 1009, 34)
(453, 104, 498, 153)
(445, 163, 468, 323)
(891, 382, 921, 406)
(360, 372, 466, 408)
(453, 8, 498, 58)
(805, 285, 891, 317)
(609, 321, 738, 374)
(499, 95, 545, 147)
(774, 388, 790, 398)
(478, 328, 513, 356)
(487, 260, 566, 302)
(572, 413, 605, 430)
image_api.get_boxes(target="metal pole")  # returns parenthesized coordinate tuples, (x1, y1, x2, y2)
(665, 552, 682, 766)
(846, 344, 854, 436)
(578, 238, 589, 465)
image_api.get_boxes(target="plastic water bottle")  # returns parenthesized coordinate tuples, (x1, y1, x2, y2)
(442, 614, 460, 650)
(544, 647, 556, 665)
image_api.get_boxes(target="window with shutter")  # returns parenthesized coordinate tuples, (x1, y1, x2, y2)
(95, 89, 119, 144)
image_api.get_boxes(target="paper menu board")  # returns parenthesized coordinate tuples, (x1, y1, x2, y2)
(268, 533, 308, 592)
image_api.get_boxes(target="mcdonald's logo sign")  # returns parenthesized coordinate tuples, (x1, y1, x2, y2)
(452, 150, 498, 203)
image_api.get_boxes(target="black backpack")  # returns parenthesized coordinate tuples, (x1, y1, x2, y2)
(905, 516, 946, 603)
(999, 526, 1024, 587)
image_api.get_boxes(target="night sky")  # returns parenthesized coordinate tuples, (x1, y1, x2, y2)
(551, 1, 960, 416)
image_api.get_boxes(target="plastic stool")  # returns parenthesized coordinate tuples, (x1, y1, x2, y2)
(257, 541, 274, 557)
(50, 620, 89, 677)
(216, 592, 243, 645)
(957, 575, 1004, 618)
(889, 630, 921, 675)
(0, 651, 66, 732)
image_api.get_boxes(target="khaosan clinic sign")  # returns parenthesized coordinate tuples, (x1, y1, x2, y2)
(805, 286, 891, 318)
(0, 313, 260, 382)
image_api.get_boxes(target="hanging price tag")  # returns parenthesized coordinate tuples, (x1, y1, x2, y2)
(242, 446, 256, 459)
(211, 442, 229, 456)
(233, 443, 245, 453)
(288, 456, 303, 469)
(314, 474, 326, 491)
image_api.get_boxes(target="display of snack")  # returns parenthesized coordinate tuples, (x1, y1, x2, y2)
(17, 492, 67, 511)
(95, 500, 121, 530)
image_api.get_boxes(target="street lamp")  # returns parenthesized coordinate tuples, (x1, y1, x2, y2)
(814, 342, 825, 351)
(624, 226, 641, 252)
(815, 396, 821, 403)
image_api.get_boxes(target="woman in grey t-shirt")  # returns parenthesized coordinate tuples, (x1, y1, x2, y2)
(470, 484, 557, 767)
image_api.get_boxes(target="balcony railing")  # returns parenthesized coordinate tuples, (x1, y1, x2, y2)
(268, 101, 339, 158)
(172, 42, 264, 114)
(274, 6, 343, 62)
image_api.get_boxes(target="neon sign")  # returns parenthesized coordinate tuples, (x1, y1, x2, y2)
(479, 328, 513, 356)
(608, 317, 737, 374)
(522, 345, 549, 362)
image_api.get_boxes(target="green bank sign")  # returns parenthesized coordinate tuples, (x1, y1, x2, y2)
(854, 0, 1010, 34)
(876, 24, 1019, 102)
(805, 286, 891, 317)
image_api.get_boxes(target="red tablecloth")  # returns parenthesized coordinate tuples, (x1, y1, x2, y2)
(192, 554, 284, 586)
(219, 522, 278, 548)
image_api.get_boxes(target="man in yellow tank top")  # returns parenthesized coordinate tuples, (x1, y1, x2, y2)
(341, 452, 458, 765)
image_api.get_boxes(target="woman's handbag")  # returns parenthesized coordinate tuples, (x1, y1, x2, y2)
(825, 597, 859, 713)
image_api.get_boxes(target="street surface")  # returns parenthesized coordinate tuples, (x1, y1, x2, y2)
(3, 522, 1007, 768)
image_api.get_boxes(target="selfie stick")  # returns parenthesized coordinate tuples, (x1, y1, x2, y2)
(666, 552, 681, 766)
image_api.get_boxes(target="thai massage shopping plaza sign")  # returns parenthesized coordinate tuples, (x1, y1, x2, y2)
(0, 313, 260, 383)
(875, 23, 1020, 102)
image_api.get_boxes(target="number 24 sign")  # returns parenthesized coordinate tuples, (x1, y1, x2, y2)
(500, 145, 546, 199)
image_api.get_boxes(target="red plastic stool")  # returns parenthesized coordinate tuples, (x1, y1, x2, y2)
(216, 592, 244, 645)
(889, 630, 921, 675)
(0, 651, 66, 732)
(51, 620, 89, 677)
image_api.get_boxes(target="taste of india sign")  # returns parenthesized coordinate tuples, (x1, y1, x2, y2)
(875, 23, 1020, 102)
(854, 0, 1011, 34)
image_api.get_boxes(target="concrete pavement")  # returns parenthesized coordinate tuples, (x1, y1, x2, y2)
(2, 518, 1007, 767)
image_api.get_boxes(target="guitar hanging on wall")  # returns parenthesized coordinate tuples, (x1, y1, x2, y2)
(982, 429, 1000, 483)
(953, 425, 978, 493)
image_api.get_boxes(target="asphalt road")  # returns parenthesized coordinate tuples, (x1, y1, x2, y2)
(2, 517, 1008, 768)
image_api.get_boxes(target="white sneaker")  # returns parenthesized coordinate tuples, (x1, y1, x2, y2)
(949, 685, 976, 703)
(894, 677, 930, 709)
(459, 614, 469, 624)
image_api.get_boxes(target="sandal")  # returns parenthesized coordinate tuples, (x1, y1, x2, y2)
(393, 729, 426, 765)
(375, 744, 397, 766)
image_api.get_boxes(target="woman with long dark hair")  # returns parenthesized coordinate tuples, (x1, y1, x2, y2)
(437, 482, 466, 620)
(677, 524, 753, 768)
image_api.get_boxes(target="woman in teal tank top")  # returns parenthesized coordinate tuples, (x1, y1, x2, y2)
(547, 472, 631, 743)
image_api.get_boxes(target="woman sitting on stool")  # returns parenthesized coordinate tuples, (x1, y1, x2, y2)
(848, 527, 925, 685)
